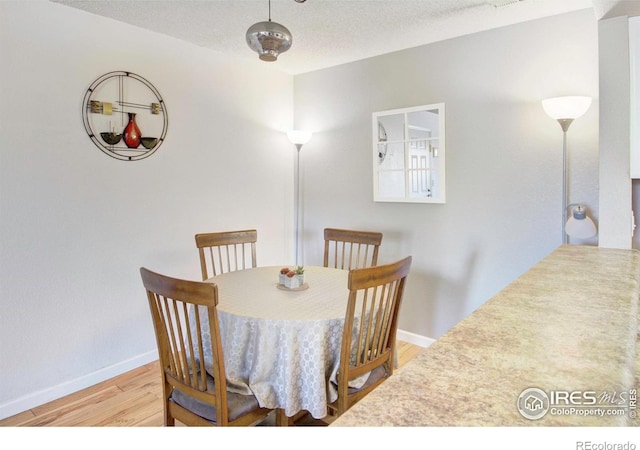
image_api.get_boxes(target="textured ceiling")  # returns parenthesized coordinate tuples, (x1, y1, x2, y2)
(53, 0, 609, 74)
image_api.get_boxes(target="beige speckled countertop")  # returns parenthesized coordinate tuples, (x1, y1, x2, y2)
(331, 245, 640, 426)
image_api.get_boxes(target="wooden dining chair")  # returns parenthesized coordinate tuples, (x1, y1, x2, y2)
(328, 256, 412, 417)
(140, 267, 273, 426)
(195, 229, 257, 280)
(323, 228, 383, 270)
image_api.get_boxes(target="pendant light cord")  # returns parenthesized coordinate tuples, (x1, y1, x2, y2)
(268, 0, 307, 22)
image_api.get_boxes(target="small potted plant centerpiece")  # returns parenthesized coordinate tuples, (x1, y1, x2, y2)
(294, 266, 304, 287)
(278, 266, 305, 289)
(283, 266, 303, 289)
(279, 267, 290, 286)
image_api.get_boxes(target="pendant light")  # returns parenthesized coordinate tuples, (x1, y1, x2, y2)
(246, 0, 305, 62)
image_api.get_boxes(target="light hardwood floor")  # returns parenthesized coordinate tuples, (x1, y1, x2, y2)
(0, 341, 424, 427)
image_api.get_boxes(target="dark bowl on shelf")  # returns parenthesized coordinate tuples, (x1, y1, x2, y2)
(140, 137, 158, 149)
(100, 132, 122, 146)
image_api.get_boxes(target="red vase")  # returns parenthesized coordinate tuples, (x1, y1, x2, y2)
(123, 113, 141, 148)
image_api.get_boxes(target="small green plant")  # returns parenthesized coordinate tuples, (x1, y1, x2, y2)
(295, 266, 304, 275)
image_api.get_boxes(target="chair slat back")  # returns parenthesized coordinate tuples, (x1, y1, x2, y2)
(140, 268, 228, 423)
(323, 228, 383, 270)
(336, 256, 412, 415)
(195, 229, 257, 280)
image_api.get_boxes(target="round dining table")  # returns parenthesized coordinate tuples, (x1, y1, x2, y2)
(197, 265, 356, 419)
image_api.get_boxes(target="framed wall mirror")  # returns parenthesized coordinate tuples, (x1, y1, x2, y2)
(372, 103, 445, 203)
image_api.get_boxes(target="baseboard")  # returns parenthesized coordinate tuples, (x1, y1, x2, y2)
(397, 329, 435, 348)
(0, 350, 158, 421)
(1, 331, 434, 421)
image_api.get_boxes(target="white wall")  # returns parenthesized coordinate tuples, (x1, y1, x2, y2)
(598, 16, 632, 248)
(293, 9, 599, 339)
(629, 17, 640, 250)
(0, 1, 293, 419)
(630, 17, 640, 180)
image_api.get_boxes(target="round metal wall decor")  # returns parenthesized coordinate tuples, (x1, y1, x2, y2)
(82, 71, 168, 161)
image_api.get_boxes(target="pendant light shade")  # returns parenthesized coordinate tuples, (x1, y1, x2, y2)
(246, 20, 292, 62)
(246, 0, 300, 62)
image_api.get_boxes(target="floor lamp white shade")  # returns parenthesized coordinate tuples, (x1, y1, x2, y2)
(542, 96, 592, 122)
(288, 130, 312, 265)
(542, 95, 593, 244)
(287, 130, 312, 148)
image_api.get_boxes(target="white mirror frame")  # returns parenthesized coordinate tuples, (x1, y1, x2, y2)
(372, 103, 446, 203)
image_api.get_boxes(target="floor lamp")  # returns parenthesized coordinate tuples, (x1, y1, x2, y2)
(287, 130, 312, 265)
(542, 96, 596, 244)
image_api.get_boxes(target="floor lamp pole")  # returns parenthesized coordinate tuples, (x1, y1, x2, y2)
(294, 144, 302, 266)
(287, 130, 312, 266)
(558, 118, 573, 245)
(562, 128, 568, 244)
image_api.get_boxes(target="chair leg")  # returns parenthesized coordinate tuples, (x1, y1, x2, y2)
(275, 408, 289, 426)
(289, 410, 310, 425)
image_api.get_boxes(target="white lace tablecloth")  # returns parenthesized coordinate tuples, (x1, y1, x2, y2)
(198, 266, 352, 419)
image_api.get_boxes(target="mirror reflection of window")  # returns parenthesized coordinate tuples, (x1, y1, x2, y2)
(372, 104, 445, 203)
